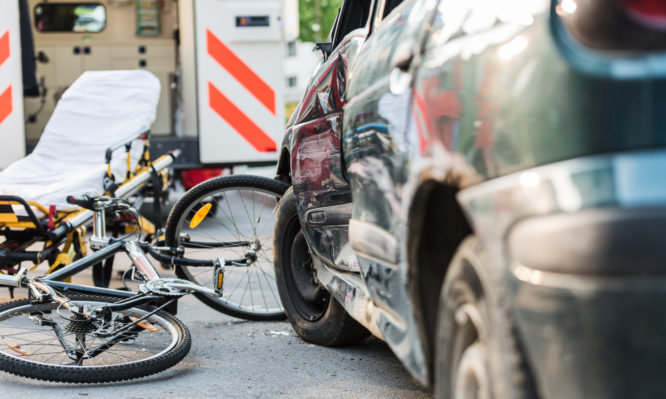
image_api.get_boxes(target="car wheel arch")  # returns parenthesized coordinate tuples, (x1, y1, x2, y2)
(276, 147, 291, 184)
(406, 178, 473, 386)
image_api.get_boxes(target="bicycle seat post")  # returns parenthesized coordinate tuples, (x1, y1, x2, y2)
(124, 241, 161, 281)
(90, 197, 112, 250)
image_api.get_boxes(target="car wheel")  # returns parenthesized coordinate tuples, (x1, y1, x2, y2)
(274, 188, 370, 346)
(435, 236, 537, 399)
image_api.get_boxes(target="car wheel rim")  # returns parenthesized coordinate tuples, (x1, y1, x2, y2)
(289, 230, 329, 320)
(454, 342, 491, 399)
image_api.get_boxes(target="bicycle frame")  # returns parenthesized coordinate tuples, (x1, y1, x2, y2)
(0, 240, 237, 323)
(0, 190, 256, 310)
(4, 240, 163, 292)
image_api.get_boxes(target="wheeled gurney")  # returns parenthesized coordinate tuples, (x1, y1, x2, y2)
(0, 70, 178, 286)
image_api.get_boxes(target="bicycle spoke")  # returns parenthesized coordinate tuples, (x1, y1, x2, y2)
(238, 189, 256, 237)
(258, 265, 281, 305)
(254, 266, 269, 311)
(169, 179, 286, 318)
(241, 267, 253, 310)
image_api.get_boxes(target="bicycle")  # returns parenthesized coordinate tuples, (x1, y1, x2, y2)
(91, 174, 289, 320)
(0, 186, 283, 383)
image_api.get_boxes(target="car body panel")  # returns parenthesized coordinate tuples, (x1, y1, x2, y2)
(341, 0, 439, 384)
(458, 150, 666, 398)
(283, 27, 367, 269)
(409, 0, 666, 395)
(415, 0, 666, 184)
(279, 0, 666, 395)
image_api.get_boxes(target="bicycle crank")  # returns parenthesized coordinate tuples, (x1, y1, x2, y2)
(139, 278, 221, 297)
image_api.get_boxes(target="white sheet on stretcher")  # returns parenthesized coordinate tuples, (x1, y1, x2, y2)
(0, 70, 160, 213)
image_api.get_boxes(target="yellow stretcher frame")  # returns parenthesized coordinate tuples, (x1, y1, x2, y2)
(0, 132, 177, 282)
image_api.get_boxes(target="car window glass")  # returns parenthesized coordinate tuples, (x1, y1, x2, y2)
(332, 0, 373, 48)
(383, 0, 404, 18)
(347, 0, 417, 98)
(371, 0, 406, 31)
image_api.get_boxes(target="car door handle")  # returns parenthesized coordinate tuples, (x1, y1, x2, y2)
(389, 66, 412, 95)
(391, 42, 414, 72)
(394, 53, 413, 71)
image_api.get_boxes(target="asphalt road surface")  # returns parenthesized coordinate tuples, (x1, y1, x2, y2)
(0, 269, 433, 399)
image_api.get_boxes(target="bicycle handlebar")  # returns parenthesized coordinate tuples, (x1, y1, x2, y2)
(66, 194, 95, 210)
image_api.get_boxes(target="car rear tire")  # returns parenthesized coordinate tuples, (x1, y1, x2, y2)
(435, 236, 537, 399)
(274, 188, 369, 346)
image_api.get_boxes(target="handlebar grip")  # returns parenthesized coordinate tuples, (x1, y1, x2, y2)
(66, 194, 94, 210)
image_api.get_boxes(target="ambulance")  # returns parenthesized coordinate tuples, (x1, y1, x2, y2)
(0, 0, 297, 170)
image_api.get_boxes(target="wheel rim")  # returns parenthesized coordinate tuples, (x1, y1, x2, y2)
(289, 231, 329, 320)
(173, 186, 284, 317)
(455, 343, 491, 399)
(450, 297, 491, 399)
(0, 300, 179, 367)
(282, 228, 329, 322)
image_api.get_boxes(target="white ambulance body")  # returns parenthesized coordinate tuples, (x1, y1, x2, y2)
(0, 0, 26, 168)
(0, 0, 295, 169)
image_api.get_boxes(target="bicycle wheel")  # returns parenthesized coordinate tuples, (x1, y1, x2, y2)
(165, 175, 288, 321)
(0, 295, 190, 383)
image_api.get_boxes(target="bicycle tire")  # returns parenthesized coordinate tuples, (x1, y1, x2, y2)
(0, 295, 191, 383)
(165, 175, 288, 321)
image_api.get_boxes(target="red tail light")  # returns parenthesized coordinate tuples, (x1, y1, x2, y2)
(622, 0, 666, 29)
(557, 0, 666, 52)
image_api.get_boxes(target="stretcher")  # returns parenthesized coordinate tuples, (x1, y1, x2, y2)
(0, 70, 178, 287)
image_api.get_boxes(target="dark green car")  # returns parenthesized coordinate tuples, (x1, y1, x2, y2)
(275, 0, 666, 397)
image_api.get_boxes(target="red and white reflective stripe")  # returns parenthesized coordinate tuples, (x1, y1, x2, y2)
(0, 85, 11, 126)
(0, 29, 11, 126)
(0, 30, 9, 67)
(208, 83, 277, 153)
(206, 29, 277, 153)
(207, 29, 276, 115)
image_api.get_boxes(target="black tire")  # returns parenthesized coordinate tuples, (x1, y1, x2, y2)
(434, 236, 537, 399)
(274, 188, 370, 346)
(165, 175, 288, 321)
(0, 295, 191, 383)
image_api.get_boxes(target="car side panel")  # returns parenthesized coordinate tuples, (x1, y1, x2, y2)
(342, 0, 439, 384)
(288, 38, 362, 266)
(416, 1, 666, 184)
(414, 0, 666, 396)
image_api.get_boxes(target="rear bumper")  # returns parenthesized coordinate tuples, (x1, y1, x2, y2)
(511, 267, 666, 398)
(509, 207, 666, 398)
(458, 149, 666, 398)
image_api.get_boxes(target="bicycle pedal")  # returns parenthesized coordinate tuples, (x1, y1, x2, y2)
(214, 257, 225, 295)
(214, 268, 224, 294)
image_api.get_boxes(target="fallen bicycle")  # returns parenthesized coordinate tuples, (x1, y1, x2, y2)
(0, 188, 284, 383)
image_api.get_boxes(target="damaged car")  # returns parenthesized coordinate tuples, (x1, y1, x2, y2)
(274, 0, 666, 397)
